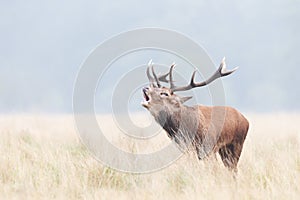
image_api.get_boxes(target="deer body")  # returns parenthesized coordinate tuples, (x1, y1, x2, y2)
(142, 59, 249, 171)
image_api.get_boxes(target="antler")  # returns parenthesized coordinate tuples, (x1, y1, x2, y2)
(168, 63, 176, 89)
(146, 60, 170, 87)
(171, 58, 238, 92)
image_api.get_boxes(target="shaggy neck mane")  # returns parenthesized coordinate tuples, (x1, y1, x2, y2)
(153, 105, 201, 145)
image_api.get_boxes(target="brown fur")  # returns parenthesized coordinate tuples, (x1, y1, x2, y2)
(142, 86, 249, 172)
(196, 106, 249, 171)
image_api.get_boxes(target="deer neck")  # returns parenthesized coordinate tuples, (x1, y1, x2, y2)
(152, 105, 200, 139)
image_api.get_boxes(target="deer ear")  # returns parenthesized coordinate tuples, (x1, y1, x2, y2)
(180, 96, 193, 103)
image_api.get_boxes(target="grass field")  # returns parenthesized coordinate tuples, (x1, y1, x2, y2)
(0, 113, 299, 199)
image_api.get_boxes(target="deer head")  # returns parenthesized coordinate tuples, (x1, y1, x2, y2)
(141, 58, 238, 116)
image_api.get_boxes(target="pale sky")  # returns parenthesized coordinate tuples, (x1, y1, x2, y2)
(0, 0, 299, 113)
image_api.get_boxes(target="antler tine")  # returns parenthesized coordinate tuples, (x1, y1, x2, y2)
(151, 64, 162, 88)
(201, 57, 238, 85)
(157, 62, 177, 83)
(146, 59, 155, 86)
(219, 57, 239, 76)
(171, 58, 238, 92)
(158, 72, 169, 83)
(146, 60, 173, 86)
(169, 63, 176, 89)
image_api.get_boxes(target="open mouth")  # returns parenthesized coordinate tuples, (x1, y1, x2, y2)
(143, 88, 150, 101)
(142, 87, 150, 108)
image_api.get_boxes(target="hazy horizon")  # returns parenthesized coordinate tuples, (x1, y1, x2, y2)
(1, 0, 299, 113)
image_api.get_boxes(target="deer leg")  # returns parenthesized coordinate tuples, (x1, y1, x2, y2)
(218, 144, 238, 172)
(224, 130, 248, 172)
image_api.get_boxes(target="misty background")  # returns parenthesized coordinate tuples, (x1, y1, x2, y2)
(0, 0, 299, 113)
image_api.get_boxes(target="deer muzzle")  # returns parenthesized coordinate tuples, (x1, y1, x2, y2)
(141, 87, 150, 108)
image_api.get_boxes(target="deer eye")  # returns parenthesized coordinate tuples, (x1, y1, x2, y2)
(160, 92, 169, 97)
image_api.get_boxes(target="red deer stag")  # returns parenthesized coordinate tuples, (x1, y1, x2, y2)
(142, 58, 249, 172)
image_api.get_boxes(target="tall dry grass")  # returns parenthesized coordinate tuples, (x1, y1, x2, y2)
(0, 113, 299, 199)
